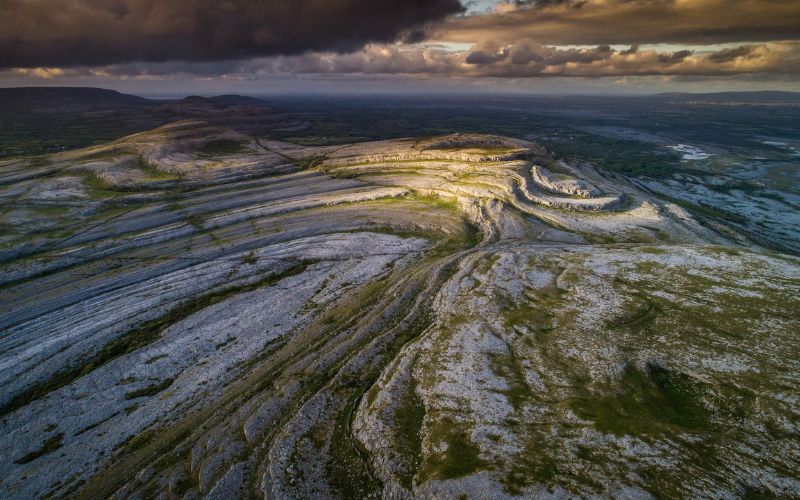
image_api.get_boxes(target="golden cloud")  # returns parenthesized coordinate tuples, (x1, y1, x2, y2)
(438, 0, 800, 46)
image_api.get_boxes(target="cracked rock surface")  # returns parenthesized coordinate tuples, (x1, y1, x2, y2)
(0, 122, 797, 498)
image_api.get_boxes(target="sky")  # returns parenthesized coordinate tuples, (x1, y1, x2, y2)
(1, 0, 799, 95)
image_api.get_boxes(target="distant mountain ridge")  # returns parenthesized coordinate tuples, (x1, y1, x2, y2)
(180, 94, 271, 106)
(656, 90, 800, 103)
(3, 86, 799, 111)
(0, 86, 152, 113)
(0, 87, 278, 114)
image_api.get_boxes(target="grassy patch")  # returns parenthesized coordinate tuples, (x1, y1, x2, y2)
(139, 160, 181, 182)
(75, 412, 120, 436)
(124, 378, 174, 400)
(293, 154, 327, 170)
(502, 286, 563, 332)
(392, 376, 426, 488)
(241, 252, 258, 264)
(421, 418, 483, 481)
(568, 363, 711, 438)
(326, 398, 383, 499)
(185, 213, 205, 230)
(503, 301, 556, 332)
(83, 172, 116, 192)
(144, 354, 168, 365)
(15, 433, 64, 464)
(214, 336, 237, 350)
(501, 451, 558, 495)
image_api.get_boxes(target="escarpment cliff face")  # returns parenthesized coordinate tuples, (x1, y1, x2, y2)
(1, 123, 798, 499)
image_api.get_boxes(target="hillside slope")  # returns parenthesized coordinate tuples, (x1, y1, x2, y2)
(0, 121, 797, 498)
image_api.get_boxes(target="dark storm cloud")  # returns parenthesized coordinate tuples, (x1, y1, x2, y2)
(658, 50, 693, 65)
(708, 46, 758, 63)
(545, 44, 612, 65)
(0, 0, 463, 68)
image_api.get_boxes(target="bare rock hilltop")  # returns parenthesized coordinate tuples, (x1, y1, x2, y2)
(0, 121, 798, 498)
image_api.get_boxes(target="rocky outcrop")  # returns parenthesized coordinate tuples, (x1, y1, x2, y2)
(531, 163, 602, 198)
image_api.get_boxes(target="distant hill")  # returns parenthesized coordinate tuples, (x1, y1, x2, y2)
(154, 94, 272, 115)
(185, 94, 271, 106)
(655, 91, 800, 104)
(0, 86, 154, 114)
(0, 87, 274, 116)
(0, 87, 301, 159)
